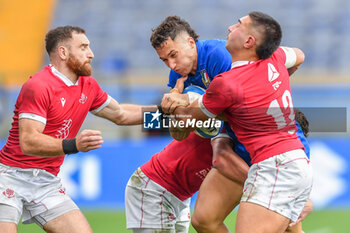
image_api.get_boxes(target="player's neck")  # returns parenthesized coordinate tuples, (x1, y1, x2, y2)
(231, 51, 259, 63)
(51, 62, 79, 83)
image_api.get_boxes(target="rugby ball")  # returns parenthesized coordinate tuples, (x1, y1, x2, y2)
(183, 85, 223, 138)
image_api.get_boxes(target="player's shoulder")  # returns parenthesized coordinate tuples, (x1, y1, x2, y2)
(201, 39, 226, 47)
(211, 69, 243, 93)
(209, 72, 230, 87)
(200, 39, 228, 54)
(24, 66, 52, 89)
(269, 47, 286, 63)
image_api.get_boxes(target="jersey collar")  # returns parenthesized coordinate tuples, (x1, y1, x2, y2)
(49, 65, 79, 86)
(231, 61, 254, 69)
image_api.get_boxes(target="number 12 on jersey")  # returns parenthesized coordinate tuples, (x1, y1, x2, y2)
(267, 90, 295, 132)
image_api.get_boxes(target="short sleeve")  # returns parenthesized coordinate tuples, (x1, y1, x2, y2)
(273, 47, 297, 69)
(18, 79, 50, 124)
(198, 75, 235, 117)
(89, 78, 110, 113)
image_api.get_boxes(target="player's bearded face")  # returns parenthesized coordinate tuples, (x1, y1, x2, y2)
(67, 53, 92, 76)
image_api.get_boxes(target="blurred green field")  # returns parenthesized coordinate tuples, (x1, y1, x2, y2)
(18, 210, 350, 233)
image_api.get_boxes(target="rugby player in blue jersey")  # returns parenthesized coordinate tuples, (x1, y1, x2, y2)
(150, 15, 311, 233)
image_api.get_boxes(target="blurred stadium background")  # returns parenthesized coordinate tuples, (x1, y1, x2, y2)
(1, 0, 350, 232)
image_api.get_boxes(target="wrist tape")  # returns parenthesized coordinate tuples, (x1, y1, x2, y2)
(62, 138, 79, 155)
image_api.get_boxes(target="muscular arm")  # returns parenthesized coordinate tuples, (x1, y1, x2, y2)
(169, 127, 190, 141)
(19, 119, 64, 157)
(95, 97, 157, 125)
(211, 137, 249, 185)
(19, 119, 103, 157)
(163, 97, 209, 121)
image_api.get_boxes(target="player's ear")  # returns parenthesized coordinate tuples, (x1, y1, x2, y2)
(187, 37, 196, 48)
(244, 35, 256, 49)
(58, 45, 69, 60)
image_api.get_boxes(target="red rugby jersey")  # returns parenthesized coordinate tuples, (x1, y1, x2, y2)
(141, 132, 212, 201)
(199, 48, 304, 164)
(0, 65, 109, 175)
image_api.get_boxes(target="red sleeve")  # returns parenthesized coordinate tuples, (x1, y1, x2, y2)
(273, 47, 286, 64)
(200, 75, 236, 117)
(89, 77, 109, 112)
(18, 78, 50, 119)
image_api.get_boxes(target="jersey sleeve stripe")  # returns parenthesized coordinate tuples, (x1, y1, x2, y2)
(198, 95, 217, 118)
(211, 133, 232, 141)
(90, 95, 112, 114)
(19, 113, 47, 125)
(281, 47, 297, 69)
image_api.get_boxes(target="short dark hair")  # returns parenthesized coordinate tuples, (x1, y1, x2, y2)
(249, 11, 282, 59)
(150, 15, 199, 49)
(45, 26, 85, 55)
(295, 108, 309, 138)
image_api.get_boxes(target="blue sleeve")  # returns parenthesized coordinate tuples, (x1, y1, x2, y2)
(207, 46, 232, 79)
(296, 122, 310, 159)
(167, 70, 182, 88)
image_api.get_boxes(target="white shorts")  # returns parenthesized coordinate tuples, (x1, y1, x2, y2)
(0, 162, 78, 226)
(241, 149, 313, 222)
(125, 167, 191, 232)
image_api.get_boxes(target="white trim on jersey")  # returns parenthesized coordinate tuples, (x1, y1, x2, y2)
(231, 61, 254, 69)
(281, 47, 297, 69)
(90, 95, 112, 114)
(50, 65, 79, 86)
(19, 113, 47, 125)
(198, 95, 217, 118)
(211, 133, 232, 142)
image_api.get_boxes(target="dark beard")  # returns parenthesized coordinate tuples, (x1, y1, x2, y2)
(67, 55, 92, 77)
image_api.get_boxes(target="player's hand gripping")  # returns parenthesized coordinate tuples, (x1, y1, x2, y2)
(76, 130, 103, 152)
(289, 199, 313, 227)
(171, 76, 188, 93)
(161, 93, 189, 114)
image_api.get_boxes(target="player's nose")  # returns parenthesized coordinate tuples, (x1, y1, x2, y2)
(228, 25, 234, 33)
(169, 60, 176, 70)
(87, 47, 94, 59)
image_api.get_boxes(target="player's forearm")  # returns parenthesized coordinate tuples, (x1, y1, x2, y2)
(212, 138, 248, 185)
(20, 132, 65, 157)
(173, 104, 208, 123)
(169, 125, 190, 141)
(288, 65, 301, 76)
(116, 104, 158, 125)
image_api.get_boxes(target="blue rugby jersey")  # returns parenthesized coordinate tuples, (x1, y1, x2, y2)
(168, 39, 232, 89)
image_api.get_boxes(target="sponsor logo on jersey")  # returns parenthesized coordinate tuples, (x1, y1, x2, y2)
(268, 63, 281, 90)
(61, 97, 66, 107)
(268, 63, 279, 82)
(272, 81, 282, 90)
(79, 93, 88, 104)
(200, 69, 211, 88)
